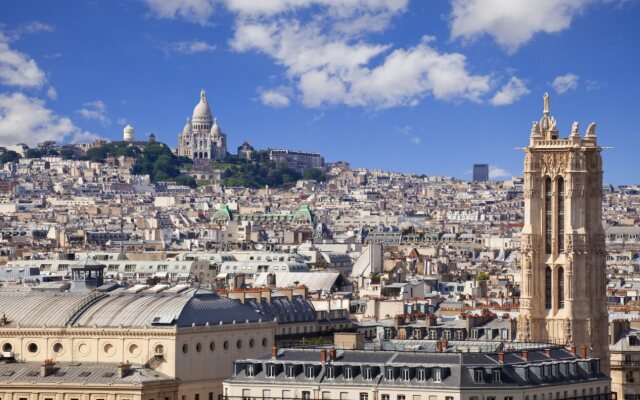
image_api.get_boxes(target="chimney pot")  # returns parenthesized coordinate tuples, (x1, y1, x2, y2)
(321, 348, 327, 363)
(544, 348, 551, 357)
(40, 359, 55, 377)
(570, 346, 577, 355)
(329, 347, 336, 361)
(580, 346, 588, 359)
(271, 345, 278, 359)
(117, 362, 131, 378)
(522, 350, 529, 361)
(498, 351, 505, 364)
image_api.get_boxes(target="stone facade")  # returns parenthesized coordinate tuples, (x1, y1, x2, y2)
(517, 93, 609, 373)
(177, 89, 227, 162)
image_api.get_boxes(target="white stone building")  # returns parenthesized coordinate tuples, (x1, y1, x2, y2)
(177, 89, 227, 162)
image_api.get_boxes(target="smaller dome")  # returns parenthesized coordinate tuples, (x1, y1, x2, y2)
(182, 118, 192, 135)
(210, 117, 221, 135)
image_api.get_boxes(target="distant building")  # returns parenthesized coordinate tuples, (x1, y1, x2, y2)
(473, 164, 489, 182)
(269, 149, 324, 171)
(123, 124, 135, 142)
(237, 141, 255, 160)
(177, 89, 227, 163)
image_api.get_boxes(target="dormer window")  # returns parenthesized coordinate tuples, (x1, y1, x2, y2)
(266, 364, 277, 378)
(286, 365, 296, 378)
(473, 369, 484, 383)
(433, 368, 442, 382)
(246, 364, 255, 377)
(416, 368, 427, 382)
(492, 369, 501, 383)
(363, 367, 373, 380)
(344, 367, 353, 380)
(305, 366, 316, 379)
(402, 368, 411, 381)
(385, 368, 394, 380)
(326, 366, 335, 379)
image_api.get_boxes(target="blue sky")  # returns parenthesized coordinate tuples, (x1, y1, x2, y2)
(1, 0, 639, 184)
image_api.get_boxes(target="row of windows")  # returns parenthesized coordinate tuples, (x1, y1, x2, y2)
(183, 337, 268, 354)
(248, 364, 450, 382)
(1, 341, 166, 357)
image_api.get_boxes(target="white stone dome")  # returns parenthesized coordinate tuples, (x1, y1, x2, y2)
(192, 89, 212, 123)
(123, 124, 135, 142)
(182, 118, 192, 135)
(210, 117, 221, 135)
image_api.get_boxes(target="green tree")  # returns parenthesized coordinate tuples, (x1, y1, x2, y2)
(0, 150, 21, 164)
(476, 271, 490, 281)
(302, 168, 326, 182)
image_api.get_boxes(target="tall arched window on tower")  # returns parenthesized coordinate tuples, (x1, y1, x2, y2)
(557, 177, 565, 252)
(557, 267, 565, 309)
(545, 177, 553, 254)
(545, 266, 552, 309)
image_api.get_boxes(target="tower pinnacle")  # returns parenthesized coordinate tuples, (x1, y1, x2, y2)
(543, 92, 550, 115)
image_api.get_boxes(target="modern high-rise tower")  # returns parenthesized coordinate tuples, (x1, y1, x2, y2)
(473, 164, 489, 182)
(517, 93, 609, 373)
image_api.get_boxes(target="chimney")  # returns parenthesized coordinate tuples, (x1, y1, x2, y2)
(544, 348, 551, 357)
(117, 362, 131, 378)
(442, 339, 448, 351)
(436, 341, 442, 353)
(40, 359, 55, 377)
(570, 346, 577, 355)
(522, 350, 529, 361)
(321, 348, 327, 363)
(271, 345, 278, 359)
(329, 347, 336, 361)
(580, 346, 588, 359)
(498, 351, 505, 364)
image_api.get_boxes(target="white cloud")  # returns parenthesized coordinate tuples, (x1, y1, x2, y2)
(232, 21, 491, 108)
(0, 32, 47, 88)
(46, 86, 57, 100)
(259, 87, 291, 108)
(144, 0, 492, 109)
(490, 76, 530, 106)
(489, 165, 512, 179)
(225, 0, 408, 18)
(76, 100, 110, 124)
(0, 92, 87, 146)
(160, 40, 217, 55)
(410, 136, 421, 145)
(143, 0, 217, 25)
(15, 21, 55, 37)
(449, 0, 594, 53)
(552, 73, 579, 94)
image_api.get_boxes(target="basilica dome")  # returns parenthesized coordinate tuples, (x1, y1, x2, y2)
(182, 118, 192, 135)
(192, 89, 212, 123)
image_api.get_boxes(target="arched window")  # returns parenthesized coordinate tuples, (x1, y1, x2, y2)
(557, 177, 565, 252)
(545, 266, 552, 309)
(557, 267, 565, 309)
(544, 177, 553, 254)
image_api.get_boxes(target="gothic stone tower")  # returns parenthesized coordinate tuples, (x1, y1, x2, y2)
(517, 93, 609, 373)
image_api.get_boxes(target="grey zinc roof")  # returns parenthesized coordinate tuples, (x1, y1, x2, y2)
(0, 362, 175, 385)
(0, 287, 265, 329)
(0, 291, 93, 328)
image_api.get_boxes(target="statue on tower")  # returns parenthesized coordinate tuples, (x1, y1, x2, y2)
(543, 92, 550, 115)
